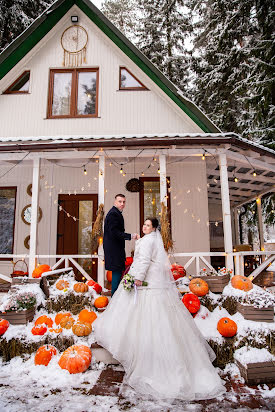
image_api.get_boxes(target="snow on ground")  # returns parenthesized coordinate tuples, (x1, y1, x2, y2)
(0, 356, 275, 412)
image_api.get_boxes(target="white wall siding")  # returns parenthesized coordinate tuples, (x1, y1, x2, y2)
(0, 5, 202, 139)
(0, 157, 209, 275)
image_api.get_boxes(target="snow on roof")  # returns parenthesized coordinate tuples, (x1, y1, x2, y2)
(0, 132, 236, 143)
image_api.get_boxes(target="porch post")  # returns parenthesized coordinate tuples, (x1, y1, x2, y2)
(256, 197, 265, 252)
(219, 153, 234, 271)
(97, 154, 105, 287)
(29, 157, 40, 276)
(159, 154, 167, 206)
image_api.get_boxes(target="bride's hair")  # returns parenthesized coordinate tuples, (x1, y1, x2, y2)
(145, 217, 159, 229)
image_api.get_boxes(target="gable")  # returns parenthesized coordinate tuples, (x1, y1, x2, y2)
(0, 0, 221, 134)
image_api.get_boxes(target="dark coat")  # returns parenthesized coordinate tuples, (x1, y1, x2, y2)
(103, 206, 131, 271)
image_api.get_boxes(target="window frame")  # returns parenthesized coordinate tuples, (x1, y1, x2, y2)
(139, 177, 171, 236)
(119, 66, 148, 91)
(3, 71, 30, 94)
(0, 186, 17, 260)
(47, 68, 99, 119)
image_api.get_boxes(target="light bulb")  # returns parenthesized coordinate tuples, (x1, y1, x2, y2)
(84, 168, 87, 175)
(253, 171, 257, 177)
(201, 153, 205, 160)
(234, 176, 238, 182)
(120, 168, 123, 174)
(157, 168, 160, 174)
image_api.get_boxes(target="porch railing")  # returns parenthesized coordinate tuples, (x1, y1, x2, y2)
(0, 251, 274, 285)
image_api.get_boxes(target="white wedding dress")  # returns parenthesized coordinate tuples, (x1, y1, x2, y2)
(94, 230, 225, 401)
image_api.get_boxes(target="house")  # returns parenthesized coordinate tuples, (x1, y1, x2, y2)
(0, 0, 274, 286)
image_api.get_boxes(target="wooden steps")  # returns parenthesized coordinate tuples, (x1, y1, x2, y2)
(253, 271, 275, 288)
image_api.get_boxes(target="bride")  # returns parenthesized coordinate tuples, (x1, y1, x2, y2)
(93, 217, 225, 401)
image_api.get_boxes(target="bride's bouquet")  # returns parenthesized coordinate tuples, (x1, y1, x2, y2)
(122, 273, 148, 291)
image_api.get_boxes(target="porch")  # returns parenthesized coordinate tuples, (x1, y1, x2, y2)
(0, 133, 274, 286)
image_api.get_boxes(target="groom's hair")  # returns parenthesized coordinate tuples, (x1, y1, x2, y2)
(115, 194, 125, 199)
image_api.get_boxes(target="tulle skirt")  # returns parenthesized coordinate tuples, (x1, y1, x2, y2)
(93, 283, 226, 401)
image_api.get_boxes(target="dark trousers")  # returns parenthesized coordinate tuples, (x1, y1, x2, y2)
(111, 270, 122, 296)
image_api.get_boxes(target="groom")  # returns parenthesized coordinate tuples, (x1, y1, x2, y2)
(103, 194, 138, 296)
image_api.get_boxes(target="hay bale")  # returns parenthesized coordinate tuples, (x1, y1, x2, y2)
(46, 292, 93, 315)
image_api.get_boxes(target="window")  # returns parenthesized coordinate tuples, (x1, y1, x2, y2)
(139, 177, 171, 235)
(119, 67, 147, 90)
(47, 68, 99, 118)
(0, 187, 17, 255)
(3, 71, 30, 94)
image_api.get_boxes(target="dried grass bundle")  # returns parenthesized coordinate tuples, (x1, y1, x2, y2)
(91, 203, 104, 254)
(160, 202, 173, 252)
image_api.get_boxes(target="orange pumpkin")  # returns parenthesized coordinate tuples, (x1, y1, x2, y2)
(217, 317, 237, 337)
(35, 315, 53, 328)
(49, 328, 63, 334)
(189, 278, 209, 296)
(32, 264, 51, 279)
(231, 275, 253, 291)
(34, 344, 57, 366)
(106, 271, 112, 283)
(0, 319, 9, 335)
(73, 282, 89, 293)
(78, 309, 97, 324)
(31, 325, 47, 335)
(94, 296, 109, 309)
(56, 279, 69, 290)
(59, 316, 75, 329)
(55, 312, 72, 325)
(58, 345, 92, 374)
(72, 322, 92, 337)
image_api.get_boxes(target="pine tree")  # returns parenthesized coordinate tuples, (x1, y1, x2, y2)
(136, 0, 191, 93)
(101, 0, 138, 41)
(189, 0, 256, 135)
(0, 0, 55, 52)
(245, 0, 275, 145)
(189, 0, 275, 143)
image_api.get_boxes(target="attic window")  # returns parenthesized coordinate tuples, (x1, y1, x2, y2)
(47, 68, 99, 118)
(3, 71, 30, 94)
(119, 67, 147, 90)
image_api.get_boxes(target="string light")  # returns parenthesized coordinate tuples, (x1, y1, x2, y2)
(157, 168, 160, 174)
(234, 176, 238, 182)
(83, 167, 87, 175)
(253, 170, 257, 177)
(120, 168, 123, 174)
(201, 152, 205, 160)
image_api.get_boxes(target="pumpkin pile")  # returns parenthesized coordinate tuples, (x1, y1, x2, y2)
(31, 315, 54, 336)
(34, 344, 92, 374)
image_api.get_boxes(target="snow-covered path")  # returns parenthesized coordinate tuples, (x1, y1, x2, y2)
(1, 355, 275, 412)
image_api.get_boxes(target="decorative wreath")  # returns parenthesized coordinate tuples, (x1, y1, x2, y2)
(126, 178, 144, 193)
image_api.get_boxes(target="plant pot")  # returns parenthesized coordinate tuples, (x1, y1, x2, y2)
(236, 302, 274, 323)
(236, 359, 275, 384)
(199, 273, 230, 293)
(0, 307, 35, 325)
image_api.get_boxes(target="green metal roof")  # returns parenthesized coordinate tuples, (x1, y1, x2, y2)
(0, 0, 221, 133)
